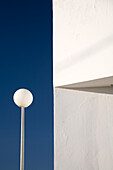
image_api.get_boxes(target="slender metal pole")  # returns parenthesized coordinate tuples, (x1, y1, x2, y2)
(20, 107, 25, 170)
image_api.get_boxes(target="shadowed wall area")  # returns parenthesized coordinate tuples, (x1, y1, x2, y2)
(54, 88, 113, 170)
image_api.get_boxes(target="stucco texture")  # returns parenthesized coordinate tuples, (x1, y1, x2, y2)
(54, 88, 113, 170)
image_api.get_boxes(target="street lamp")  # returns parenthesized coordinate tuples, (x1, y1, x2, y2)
(13, 88, 33, 170)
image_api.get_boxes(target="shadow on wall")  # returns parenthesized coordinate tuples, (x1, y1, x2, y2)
(56, 34, 113, 72)
(59, 86, 113, 95)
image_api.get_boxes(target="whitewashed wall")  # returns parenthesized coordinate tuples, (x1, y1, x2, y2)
(54, 88, 113, 170)
(53, 0, 113, 87)
(53, 0, 113, 169)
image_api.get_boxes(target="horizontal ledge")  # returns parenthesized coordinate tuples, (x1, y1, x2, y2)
(55, 76, 113, 89)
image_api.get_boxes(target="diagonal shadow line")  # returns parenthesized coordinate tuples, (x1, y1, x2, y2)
(56, 34, 113, 72)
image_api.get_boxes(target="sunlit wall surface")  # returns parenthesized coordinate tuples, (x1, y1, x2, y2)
(53, 0, 113, 87)
(53, 0, 113, 170)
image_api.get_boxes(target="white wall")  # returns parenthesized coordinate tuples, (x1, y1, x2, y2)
(54, 88, 113, 170)
(53, 0, 113, 87)
(53, 1, 113, 169)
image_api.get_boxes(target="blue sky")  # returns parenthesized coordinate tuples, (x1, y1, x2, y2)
(0, 0, 53, 169)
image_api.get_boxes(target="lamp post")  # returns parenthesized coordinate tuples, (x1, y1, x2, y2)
(13, 89, 33, 170)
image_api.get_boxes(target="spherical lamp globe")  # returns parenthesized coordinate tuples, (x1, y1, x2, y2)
(13, 88, 33, 108)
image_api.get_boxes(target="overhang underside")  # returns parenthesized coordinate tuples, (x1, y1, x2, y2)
(57, 76, 113, 89)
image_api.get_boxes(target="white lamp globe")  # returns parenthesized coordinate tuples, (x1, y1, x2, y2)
(13, 88, 33, 108)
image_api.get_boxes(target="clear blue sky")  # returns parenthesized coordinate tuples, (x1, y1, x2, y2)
(0, 0, 53, 170)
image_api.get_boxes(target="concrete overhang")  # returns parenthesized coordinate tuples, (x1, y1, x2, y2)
(57, 76, 113, 89)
